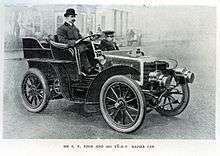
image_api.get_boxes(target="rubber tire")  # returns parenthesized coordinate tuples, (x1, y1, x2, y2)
(156, 84, 190, 117)
(21, 68, 50, 113)
(100, 75, 146, 133)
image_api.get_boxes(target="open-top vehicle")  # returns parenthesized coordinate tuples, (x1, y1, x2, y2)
(21, 34, 194, 133)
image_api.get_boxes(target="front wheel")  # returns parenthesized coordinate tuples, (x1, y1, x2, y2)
(100, 75, 146, 133)
(155, 77, 190, 117)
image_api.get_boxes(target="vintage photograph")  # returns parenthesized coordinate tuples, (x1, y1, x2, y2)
(3, 3, 216, 139)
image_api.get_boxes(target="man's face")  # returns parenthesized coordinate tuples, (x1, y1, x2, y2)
(66, 15, 76, 24)
(106, 35, 114, 42)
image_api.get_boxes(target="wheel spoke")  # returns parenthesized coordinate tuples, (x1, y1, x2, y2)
(169, 95, 180, 104)
(29, 76, 35, 85)
(110, 87, 119, 99)
(106, 96, 117, 103)
(26, 81, 32, 88)
(26, 86, 31, 93)
(168, 97, 174, 110)
(123, 88, 129, 99)
(161, 96, 180, 108)
(35, 82, 41, 89)
(163, 97, 167, 104)
(36, 95, 42, 103)
(37, 92, 43, 98)
(169, 104, 174, 110)
(109, 111, 114, 116)
(162, 97, 167, 109)
(26, 93, 31, 99)
(169, 91, 183, 95)
(127, 105, 138, 112)
(33, 96, 38, 106)
(28, 94, 33, 101)
(117, 83, 122, 98)
(126, 97, 136, 103)
(30, 96, 34, 105)
(37, 89, 44, 98)
(36, 95, 41, 104)
(125, 110, 134, 122)
(107, 105, 115, 110)
(26, 78, 32, 86)
(112, 109, 120, 120)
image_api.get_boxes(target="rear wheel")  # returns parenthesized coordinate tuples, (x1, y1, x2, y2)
(100, 75, 146, 133)
(21, 68, 50, 113)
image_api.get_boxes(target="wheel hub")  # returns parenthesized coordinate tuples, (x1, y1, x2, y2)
(115, 98, 126, 110)
(29, 85, 38, 96)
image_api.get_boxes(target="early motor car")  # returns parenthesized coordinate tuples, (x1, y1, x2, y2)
(21, 34, 194, 133)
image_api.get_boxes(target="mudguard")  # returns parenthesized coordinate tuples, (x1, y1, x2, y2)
(27, 61, 78, 100)
(84, 65, 140, 113)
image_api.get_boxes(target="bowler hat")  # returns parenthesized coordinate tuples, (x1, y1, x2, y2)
(64, 8, 77, 17)
(102, 30, 115, 36)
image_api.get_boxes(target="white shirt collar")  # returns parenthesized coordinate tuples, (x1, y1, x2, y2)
(66, 21, 73, 26)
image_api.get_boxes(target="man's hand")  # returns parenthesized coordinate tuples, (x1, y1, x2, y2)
(67, 39, 81, 47)
(75, 39, 81, 45)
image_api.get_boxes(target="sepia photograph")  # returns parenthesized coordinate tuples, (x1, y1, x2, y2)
(2, 2, 216, 139)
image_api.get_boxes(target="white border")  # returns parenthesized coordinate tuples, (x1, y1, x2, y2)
(0, 1, 5, 146)
(1, 0, 219, 6)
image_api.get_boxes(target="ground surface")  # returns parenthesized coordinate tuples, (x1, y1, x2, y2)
(3, 39, 215, 139)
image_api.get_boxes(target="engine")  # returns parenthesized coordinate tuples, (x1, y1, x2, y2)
(148, 70, 171, 88)
(143, 61, 170, 89)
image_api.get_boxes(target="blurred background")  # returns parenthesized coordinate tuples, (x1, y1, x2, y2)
(4, 4, 215, 50)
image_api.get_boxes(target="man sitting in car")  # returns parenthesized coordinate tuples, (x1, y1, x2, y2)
(57, 8, 82, 46)
(56, 8, 98, 74)
(100, 30, 119, 51)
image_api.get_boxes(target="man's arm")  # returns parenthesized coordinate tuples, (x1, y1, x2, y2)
(114, 42, 119, 50)
(77, 28, 83, 39)
(100, 40, 108, 51)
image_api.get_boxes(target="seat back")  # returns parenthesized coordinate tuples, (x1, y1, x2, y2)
(22, 37, 53, 59)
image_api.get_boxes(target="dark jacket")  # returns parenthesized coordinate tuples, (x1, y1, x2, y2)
(56, 22, 82, 46)
(100, 39, 119, 51)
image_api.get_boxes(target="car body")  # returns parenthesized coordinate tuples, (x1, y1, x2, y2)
(21, 34, 194, 133)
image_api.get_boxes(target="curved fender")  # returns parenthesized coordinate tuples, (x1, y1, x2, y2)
(27, 61, 75, 100)
(84, 65, 140, 113)
(27, 61, 58, 81)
